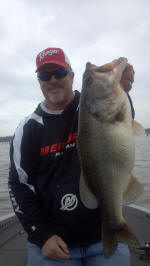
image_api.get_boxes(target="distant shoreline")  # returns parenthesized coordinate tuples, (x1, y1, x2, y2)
(0, 136, 12, 143)
(145, 128, 150, 134)
(0, 128, 150, 142)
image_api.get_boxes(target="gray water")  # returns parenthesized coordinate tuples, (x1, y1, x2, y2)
(0, 142, 13, 217)
(0, 135, 150, 218)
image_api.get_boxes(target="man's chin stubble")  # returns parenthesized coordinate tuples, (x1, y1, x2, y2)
(48, 94, 65, 104)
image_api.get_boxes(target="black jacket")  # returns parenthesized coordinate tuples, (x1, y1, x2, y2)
(8, 91, 101, 249)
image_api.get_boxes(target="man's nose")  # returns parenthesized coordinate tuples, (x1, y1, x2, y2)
(49, 75, 58, 82)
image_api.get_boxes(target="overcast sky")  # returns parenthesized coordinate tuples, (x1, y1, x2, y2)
(0, 0, 150, 136)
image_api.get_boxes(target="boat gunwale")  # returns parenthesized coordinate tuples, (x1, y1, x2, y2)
(0, 213, 17, 233)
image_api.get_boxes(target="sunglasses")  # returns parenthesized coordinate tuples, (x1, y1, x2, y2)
(38, 68, 69, 81)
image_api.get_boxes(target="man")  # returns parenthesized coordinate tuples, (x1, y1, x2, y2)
(9, 47, 134, 266)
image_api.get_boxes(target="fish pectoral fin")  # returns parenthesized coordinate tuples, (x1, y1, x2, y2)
(123, 175, 144, 204)
(132, 120, 145, 135)
(102, 222, 140, 259)
(79, 171, 98, 209)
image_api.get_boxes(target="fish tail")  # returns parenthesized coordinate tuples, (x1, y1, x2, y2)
(102, 222, 140, 259)
(102, 224, 118, 259)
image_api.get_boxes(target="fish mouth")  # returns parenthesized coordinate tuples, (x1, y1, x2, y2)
(83, 58, 128, 97)
(86, 57, 128, 77)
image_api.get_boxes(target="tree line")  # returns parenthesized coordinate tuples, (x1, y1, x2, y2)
(145, 128, 150, 135)
(0, 136, 13, 142)
(0, 128, 150, 142)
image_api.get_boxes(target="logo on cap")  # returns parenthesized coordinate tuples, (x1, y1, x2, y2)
(36, 47, 71, 72)
(39, 49, 59, 62)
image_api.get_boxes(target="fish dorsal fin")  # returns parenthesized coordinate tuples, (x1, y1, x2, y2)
(132, 120, 145, 135)
(123, 175, 144, 204)
(79, 171, 98, 209)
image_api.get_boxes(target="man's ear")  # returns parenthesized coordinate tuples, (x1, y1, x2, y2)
(70, 71, 75, 81)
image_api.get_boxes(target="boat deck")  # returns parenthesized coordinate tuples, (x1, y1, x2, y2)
(0, 205, 150, 266)
(0, 214, 27, 266)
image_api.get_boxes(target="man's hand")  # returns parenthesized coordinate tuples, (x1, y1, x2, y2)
(41, 235, 70, 260)
(120, 63, 135, 93)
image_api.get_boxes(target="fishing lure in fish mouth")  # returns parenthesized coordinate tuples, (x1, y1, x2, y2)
(77, 57, 144, 258)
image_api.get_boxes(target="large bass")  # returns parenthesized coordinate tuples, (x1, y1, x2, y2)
(77, 58, 143, 258)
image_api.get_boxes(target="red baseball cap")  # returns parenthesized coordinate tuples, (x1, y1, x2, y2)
(35, 48, 72, 72)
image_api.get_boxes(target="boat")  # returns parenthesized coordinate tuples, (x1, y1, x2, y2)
(0, 204, 150, 265)
(123, 204, 150, 265)
(0, 213, 27, 266)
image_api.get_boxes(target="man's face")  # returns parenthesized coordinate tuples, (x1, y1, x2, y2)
(38, 64, 74, 110)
